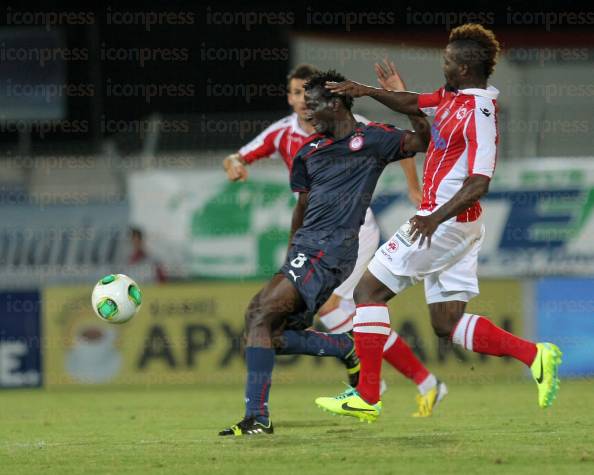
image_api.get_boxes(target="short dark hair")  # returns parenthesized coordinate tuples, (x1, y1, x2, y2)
(304, 69, 353, 110)
(448, 23, 500, 79)
(287, 64, 319, 86)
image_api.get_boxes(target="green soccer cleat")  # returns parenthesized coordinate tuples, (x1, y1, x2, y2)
(530, 342, 562, 409)
(218, 417, 274, 436)
(315, 387, 381, 423)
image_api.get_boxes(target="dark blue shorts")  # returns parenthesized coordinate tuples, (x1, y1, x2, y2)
(280, 246, 356, 330)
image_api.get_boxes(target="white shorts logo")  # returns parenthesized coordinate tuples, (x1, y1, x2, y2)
(290, 253, 307, 268)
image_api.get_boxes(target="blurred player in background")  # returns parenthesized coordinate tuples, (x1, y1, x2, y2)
(223, 62, 446, 417)
(219, 69, 430, 436)
(316, 24, 562, 423)
(127, 227, 166, 284)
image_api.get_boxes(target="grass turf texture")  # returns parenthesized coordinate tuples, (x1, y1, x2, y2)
(1, 380, 593, 474)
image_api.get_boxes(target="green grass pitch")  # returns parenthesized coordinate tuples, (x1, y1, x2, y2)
(1, 380, 593, 474)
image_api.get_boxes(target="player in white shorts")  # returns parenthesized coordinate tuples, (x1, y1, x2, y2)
(224, 62, 447, 416)
(317, 24, 561, 423)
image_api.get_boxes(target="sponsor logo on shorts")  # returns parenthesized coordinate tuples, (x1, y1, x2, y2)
(395, 221, 414, 247)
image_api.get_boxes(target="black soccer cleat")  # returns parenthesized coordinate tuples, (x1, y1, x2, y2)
(218, 417, 274, 436)
(342, 332, 360, 387)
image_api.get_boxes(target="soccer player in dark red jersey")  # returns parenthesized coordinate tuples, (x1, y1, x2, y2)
(219, 70, 430, 436)
(316, 24, 562, 423)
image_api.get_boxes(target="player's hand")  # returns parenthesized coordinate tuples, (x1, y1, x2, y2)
(375, 59, 407, 92)
(408, 187, 423, 207)
(325, 80, 371, 97)
(223, 154, 248, 182)
(409, 214, 439, 248)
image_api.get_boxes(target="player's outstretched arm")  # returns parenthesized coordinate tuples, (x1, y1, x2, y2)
(326, 80, 423, 117)
(409, 175, 490, 248)
(223, 153, 249, 182)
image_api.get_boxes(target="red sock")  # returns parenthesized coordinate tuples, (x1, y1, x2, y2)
(354, 332, 388, 404)
(451, 314, 537, 366)
(383, 330, 430, 385)
(353, 304, 391, 404)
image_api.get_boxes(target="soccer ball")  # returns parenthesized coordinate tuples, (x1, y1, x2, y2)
(91, 274, 142, 324)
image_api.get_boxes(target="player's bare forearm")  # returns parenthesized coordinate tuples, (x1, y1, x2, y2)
(407, 114, 431, 150)
(367, 88, 424, 117)
(326, 80, 423, 117)
(431, 175, 490, 224)
(409, 175, 489, 247)
(288, 192, 308, 249)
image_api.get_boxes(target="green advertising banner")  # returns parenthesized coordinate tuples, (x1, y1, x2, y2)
(129, 159, 594, 279)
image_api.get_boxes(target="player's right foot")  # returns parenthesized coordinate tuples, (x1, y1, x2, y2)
(218, 417, 274, 436)
(315, 387, 381, 423)
(530, 342, 562, 408)
(342, 332, 360, 387)
(412, 380, 448, 417)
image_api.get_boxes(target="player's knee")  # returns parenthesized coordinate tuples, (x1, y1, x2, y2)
(245, 307, 271, 331)
(430, 310, 462, 338)
(244, 296, 271, 331)
(430, 318, 452, 338)
(353, 272, 390, 305)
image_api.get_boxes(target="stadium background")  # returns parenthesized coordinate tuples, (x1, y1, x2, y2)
(1, 2, 592, 388)
(0, 3, 593, 471)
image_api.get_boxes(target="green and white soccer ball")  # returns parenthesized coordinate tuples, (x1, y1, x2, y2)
(91, 274, 142, 324)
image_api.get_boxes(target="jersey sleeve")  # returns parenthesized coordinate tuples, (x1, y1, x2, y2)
(238, 120, 286, 164)
(465, 99, 498, 179)
(370, 123, 415, 163)
(290, 153, 311, 192)
(417, 87, 445, 116)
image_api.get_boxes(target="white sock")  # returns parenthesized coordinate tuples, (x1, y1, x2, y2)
(417, 373, 438, 396)
(319, 298, 354, 333)
(383, 329, 398, 352)
(451, 313, 479, 351)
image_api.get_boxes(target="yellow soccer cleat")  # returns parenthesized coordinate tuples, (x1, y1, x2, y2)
(412, 380, 448, 417)
(315, 387, 381, 423)
(530, 342, 562, 409)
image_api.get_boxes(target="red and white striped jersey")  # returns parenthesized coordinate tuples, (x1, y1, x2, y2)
(239, 112, 369, 170)
(417, 86, 499, 222)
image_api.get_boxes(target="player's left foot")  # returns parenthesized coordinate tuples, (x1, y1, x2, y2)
(412, 380, 448, 417)
(530, 342, 562, 408)
(315, 387, 381, 423)
(218, 417, 274, 436)
(342, 332, 360, 387)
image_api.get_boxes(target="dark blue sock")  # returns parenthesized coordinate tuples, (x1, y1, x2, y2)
(245, 347, 274, 423)
(276, 330, 354, 359)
